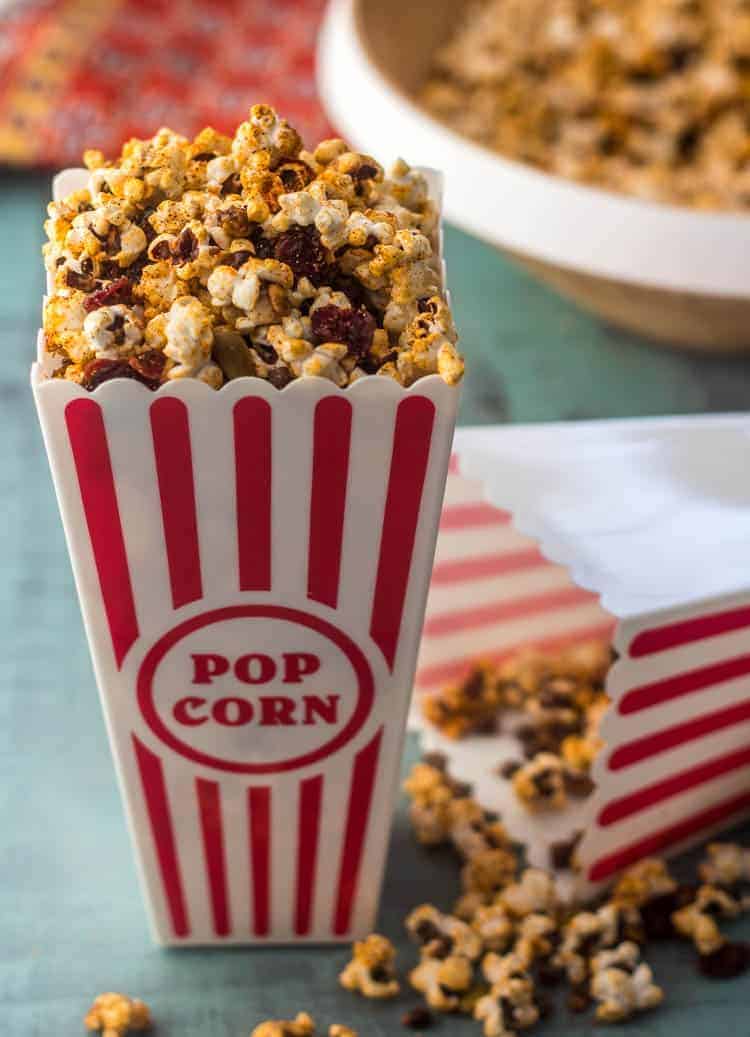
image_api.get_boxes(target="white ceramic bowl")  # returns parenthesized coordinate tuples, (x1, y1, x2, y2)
(318, 0, 750, 351)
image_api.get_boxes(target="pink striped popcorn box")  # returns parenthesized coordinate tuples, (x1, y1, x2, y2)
(416, 418, 750, 900)
(32, 171, 459, 946)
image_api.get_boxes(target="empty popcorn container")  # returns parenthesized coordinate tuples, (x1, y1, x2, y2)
(415, 419, 750, 901)
(32, 171, 459, 945)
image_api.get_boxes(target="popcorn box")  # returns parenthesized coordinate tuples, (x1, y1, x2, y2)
(32, 171, 459, 945)
(415, 418, 750, 899)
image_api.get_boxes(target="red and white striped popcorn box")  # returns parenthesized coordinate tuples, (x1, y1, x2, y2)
(416, 417, 750, 899)
(32, 171, 459, 945)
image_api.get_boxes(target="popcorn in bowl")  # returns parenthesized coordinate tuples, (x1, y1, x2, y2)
(422, 0, 750, 211)
(42, 105, 463, 391)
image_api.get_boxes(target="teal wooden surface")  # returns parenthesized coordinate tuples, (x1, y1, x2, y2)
(1, 171, 748, 1034)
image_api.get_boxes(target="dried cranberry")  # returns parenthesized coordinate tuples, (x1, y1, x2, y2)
(329, 273, 371, 311)
(173, 227, 199, 265)
(311, 304, 376, 358)
(129, 350, 166, 385)
(83, 277, 133, 312)
(82, 359, 145, 391)
(401, 1007, 433, 1030)
(698, 942, 750, 979)
(248, 225, 274, 259)
(639, 892, 681, 940)
(273, 226, 328, 285)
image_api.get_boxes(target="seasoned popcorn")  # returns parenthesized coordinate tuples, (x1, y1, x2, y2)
(422, 0, 750, 210)
(612, 857, 677, 909)
(589, 942, 663, 1022)
(420, 643, 609, 815)
(251, 1013, 316, 1037)
(42, 106, 462, 391)
(474, 970, 540, 1037)
(500, 869, 560, 919)
(472, 903, 516, 952)
(409, 951, 475, 1012)
(511, 753, 570, 812)
(84, 993, 150, 1036)
(672, 884, 742, 955)
(699, 842, 750, 894)
(403, 762, 456, 846)
(339, 934, 400, 999)
(462, 848, 519, 903)
(554, 902, 643, 985)
(406, 904, 483, 961)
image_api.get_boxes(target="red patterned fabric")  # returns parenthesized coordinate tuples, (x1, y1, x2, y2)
(0, 0, 334, 168)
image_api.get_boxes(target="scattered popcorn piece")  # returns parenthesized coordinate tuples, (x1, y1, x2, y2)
(473, 903, 516, 952)
(462, 848, 519, 905)
(406, 904, 483, 961)
(672, 884, 741, 955)
(409, 952, 474, 1011)
(339, 934, 400, 999)
(589, 942, 664, 1022)
(251, 1012, 316, 1037)
(474, 968, 539, 1037)
(699, 843, 750, 896)
(500, 869, 559, 919)
(84, 993, 150, 1036)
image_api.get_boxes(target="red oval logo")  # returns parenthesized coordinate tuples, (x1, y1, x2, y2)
(137, 605, 375, 774)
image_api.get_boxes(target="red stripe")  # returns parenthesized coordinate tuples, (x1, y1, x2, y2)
(599, 746, 750, 826)
(248, 786, 271, 936)
(196, 778, 231, 937)
(307, 397, 352, 608)
(630, 602, 750, 657)
(589, 790, 750, 882)
(620, 653, 750, 715)
(65, 400, 139, 668)
(416, 620, 616, 689)
(295, 774, 324, 935)
(234, 398, 272, 592)
(132, 736, 189, 938)
(440, 502, 510, 530)
(370, 397, 435, 670)
(609, 697, 750, 770)
(150, 398, 202, 608)
(424, 585, 597, 637)
(333, 729, 383, 935)
(431, 547, 549, 585)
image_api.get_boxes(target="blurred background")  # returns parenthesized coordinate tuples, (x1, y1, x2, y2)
(5, 0, 750, 424)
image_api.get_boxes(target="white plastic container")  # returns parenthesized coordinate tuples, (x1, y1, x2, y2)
(416, 418, 750, 899)
(32, 171, 460, 945)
